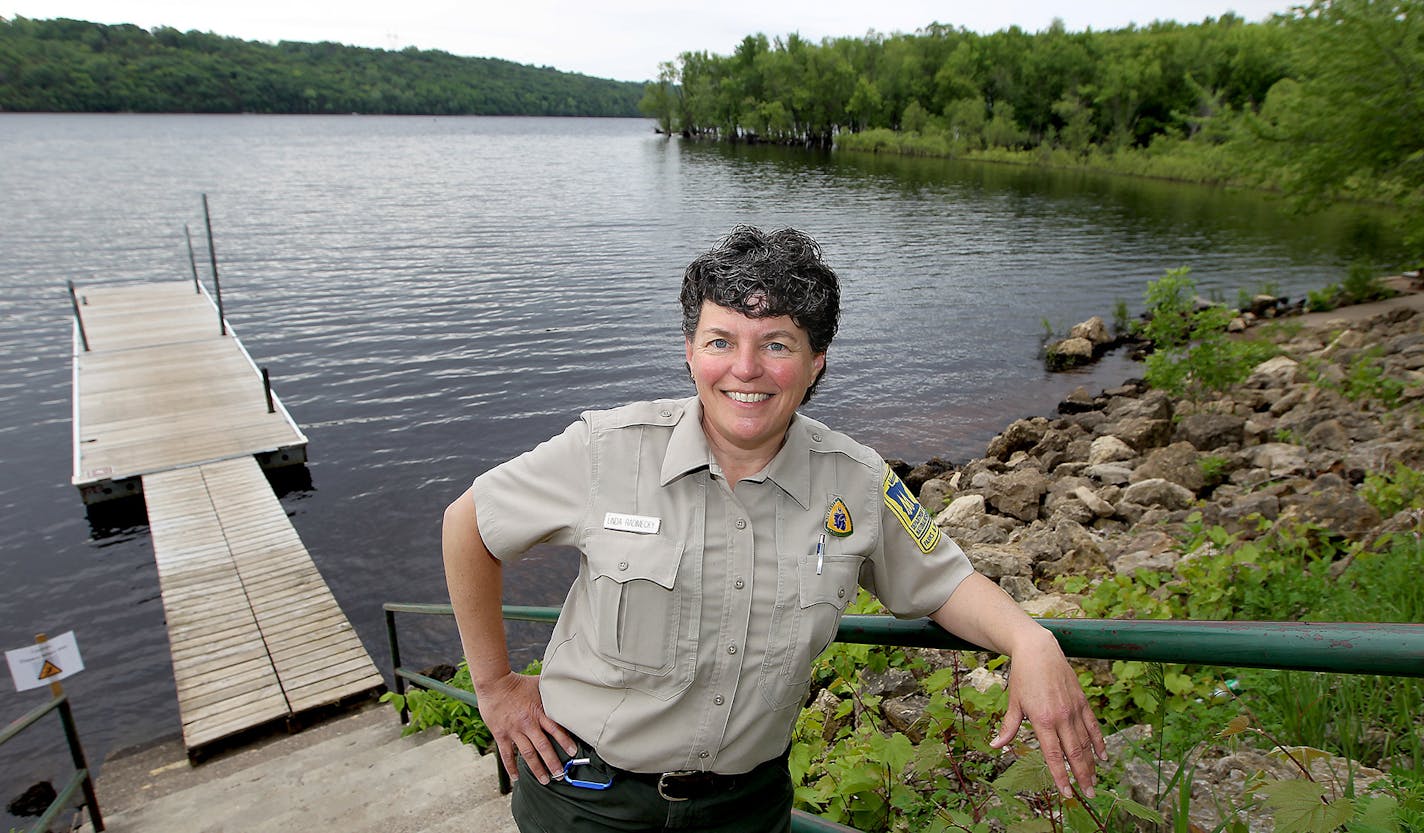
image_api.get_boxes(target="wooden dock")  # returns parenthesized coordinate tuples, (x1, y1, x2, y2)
(70, 279, 383, 757)
(71, 280, 307, 503)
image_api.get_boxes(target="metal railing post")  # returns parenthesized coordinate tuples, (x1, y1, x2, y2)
(58, 697, 104, 831)
(202, 194, 226, 336)
(185, 224, 201, 293)
(262, 368, 275, 414)
(68, 281, 90, 352)
(497, 755, 511, 795)
(385, 608, 409, 724)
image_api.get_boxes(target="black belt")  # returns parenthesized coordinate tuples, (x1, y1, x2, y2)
(565, 737, 788, 802)
(622, 768, 746, 802)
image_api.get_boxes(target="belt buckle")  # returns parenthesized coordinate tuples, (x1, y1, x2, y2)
(657, 771, 698, 802)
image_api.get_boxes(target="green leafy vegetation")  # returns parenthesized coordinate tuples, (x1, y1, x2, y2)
(1137, 267, 1278, 402)
(1305, 346, 1408, 407)
(1362, 463, 1424, 518)
(380, 661, 493, 751)
(1306, 263, 1399, 312)
(0, 17, 645, 115)
(379, 659, 541, 752)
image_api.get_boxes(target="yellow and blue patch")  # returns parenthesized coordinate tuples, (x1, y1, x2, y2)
(825, 498, 853, 537)
(882, 466, 941, 555)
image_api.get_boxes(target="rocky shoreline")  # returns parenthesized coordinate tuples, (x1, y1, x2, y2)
(870, 274, 1424, 829)
(891, 275, 1423, 610)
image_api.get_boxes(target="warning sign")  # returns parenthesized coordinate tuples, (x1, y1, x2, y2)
(6, 632, 84, 692)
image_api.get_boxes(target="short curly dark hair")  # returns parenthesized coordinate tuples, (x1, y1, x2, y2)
(681, 226, 841, 402)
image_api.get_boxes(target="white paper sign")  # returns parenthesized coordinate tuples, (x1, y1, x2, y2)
(6, 631, 84, 692)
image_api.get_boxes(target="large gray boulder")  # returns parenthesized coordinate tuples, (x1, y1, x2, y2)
(1173, 412, 1246, 451)
(1120, 478, 1196, 510)
(934, 494, 986, 529)
(1107, 417, 1174, 451)
(1069, 316, 1112, 345)
(964, 543, 1032, 579)
(1131, 441, 1206, 494)
(1247, 443, 1310, 476)
(983, 469, 1049, 522)
(1246, 355, 1301, 388)
(1088, 435, 1136, 465)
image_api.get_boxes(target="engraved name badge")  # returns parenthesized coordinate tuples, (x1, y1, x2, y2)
(603, 512, 662, 534)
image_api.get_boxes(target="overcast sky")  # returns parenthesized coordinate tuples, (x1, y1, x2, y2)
(6, 1, 1299, 82)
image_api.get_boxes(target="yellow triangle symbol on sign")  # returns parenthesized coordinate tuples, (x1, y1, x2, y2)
(38, 660, 63, 680)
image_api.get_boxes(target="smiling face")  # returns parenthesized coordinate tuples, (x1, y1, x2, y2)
(686, 301, 826, 470)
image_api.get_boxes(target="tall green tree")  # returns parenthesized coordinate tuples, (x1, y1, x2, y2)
(1250, 0, 1424, 249)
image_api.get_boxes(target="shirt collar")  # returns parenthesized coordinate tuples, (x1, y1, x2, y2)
(661, 397, 714, 484)
(659, 397, 813, 510)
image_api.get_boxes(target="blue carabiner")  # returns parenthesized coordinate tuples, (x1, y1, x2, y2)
(562, 757, 614, 790)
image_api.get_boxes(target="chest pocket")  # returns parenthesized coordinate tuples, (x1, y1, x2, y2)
(759, 552, 862, 711)
(584, 530, 695, 696)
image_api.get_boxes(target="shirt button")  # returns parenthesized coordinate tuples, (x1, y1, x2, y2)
(618, 560, 629, 571)
(838, 588, 846, 598)
(727, 644, 738, 655)
(714, 694, 725, 706)
(734, 577, 745, 590)
(660, 408, 672, 418)
(699, 750, 710, 759)
(812, 432, 824, 442)
(735, 518, 747, 530)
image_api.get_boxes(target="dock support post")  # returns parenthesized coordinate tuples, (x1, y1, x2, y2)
(184, 224, 201, 293)
(68, 281, 90, 352)
(202, 194, 226, 336)
(262, 367, 275, 413)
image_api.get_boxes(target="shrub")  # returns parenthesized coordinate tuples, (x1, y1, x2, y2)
(1139, 267, 1277, 400)
(1340, 262, 1394, 305)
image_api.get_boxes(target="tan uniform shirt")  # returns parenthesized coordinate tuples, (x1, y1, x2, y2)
(472, 397, 973, 774)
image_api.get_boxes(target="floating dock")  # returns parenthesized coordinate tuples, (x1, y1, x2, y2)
(70, 279, 383, 758)
(71, 280, 307, 503)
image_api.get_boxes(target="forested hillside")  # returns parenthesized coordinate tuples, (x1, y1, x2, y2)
(638, 0, 1424, 252)
(0, 17, 645, 116)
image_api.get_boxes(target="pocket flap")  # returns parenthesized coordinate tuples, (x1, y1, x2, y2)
(798, 554, 862, 610)
(585, 530, 683, 589)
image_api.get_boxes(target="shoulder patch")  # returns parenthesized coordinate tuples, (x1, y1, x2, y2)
(882, 466, 941, 555)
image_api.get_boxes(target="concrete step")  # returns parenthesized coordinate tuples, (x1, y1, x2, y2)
(421, 787, 517, 833)
(78, 705, 513, 833)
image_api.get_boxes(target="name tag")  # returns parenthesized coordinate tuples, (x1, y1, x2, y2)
(604, 512, 662, 535)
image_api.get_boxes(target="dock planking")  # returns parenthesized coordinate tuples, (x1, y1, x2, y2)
(71, 278, 383, 758)
(72, 280, 307, 503)
(144, 458, 383, 753)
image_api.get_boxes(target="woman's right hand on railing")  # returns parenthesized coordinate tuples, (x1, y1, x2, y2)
(475, 671, 577, 785)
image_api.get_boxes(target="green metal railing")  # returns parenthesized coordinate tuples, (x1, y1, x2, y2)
(384, 603, 1424, 831)
(0, 693, 104, 832)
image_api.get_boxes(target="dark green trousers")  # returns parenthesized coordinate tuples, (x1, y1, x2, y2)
(510, 740, 792, 833)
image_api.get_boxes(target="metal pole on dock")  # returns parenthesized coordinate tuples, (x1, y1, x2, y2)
(68, 281, 90, 352)
(262, 367, 275, 413)
(202, 194, 226, 336)
(184, 224, 201, 293)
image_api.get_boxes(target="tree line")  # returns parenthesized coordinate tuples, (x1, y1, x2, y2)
(638, 0, 1424, 253)
(0, 17, 646, 116)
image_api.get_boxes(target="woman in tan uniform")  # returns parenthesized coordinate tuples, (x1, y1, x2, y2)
(443, 226, 1106, 833)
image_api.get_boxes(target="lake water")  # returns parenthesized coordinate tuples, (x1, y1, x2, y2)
(0, 113, 1405, 815)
